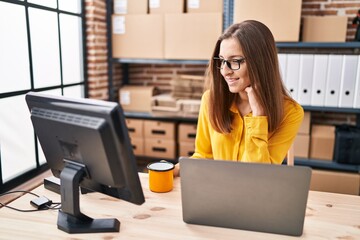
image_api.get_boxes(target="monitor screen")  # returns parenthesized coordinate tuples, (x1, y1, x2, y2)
(25, 91, 145, 234)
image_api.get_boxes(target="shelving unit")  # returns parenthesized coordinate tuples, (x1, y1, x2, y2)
(106, 0, 360, 175)
(302, 106, 360, 127)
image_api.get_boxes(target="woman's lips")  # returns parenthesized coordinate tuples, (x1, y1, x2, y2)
(226, 78, 239, 85)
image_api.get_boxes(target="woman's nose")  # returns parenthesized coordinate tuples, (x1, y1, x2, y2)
(221, 63, 233, 75)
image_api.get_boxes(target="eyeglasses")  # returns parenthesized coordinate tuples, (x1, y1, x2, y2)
(213, 57, 246, 70)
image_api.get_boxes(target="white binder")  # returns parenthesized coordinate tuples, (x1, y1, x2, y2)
(339, 55, 359, 108)
(278, 53, 287, 82)
(311, 55, 328, 107)
(298, 54, 314, 105)
(354, 56, 360, 108)
(324, 55, 344, 107)
(285, 54, 300, 102)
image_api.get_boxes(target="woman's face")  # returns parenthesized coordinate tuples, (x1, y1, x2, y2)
(218, 38, 250, 94)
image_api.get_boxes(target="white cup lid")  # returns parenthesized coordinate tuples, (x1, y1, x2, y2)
(147, 161, 174, 172)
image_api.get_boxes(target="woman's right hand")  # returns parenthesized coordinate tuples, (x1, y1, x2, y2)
(244, 85, 265, 116)
(173, 163, 180, 177)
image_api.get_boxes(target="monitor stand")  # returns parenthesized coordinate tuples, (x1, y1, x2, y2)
(57, 162, 120, 233)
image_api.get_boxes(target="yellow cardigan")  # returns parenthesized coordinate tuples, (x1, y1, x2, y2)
(192, 90, 304, 164)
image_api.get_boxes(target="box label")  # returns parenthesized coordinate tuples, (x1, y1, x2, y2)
(114, 0, 127, 14)
(188, 0, 200, 9)
(113, 16, 125, 35)
(149, 0, 160, 8)
(120, 91, 131, 105)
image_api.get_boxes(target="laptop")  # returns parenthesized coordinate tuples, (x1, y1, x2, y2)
(179, 157, 312, 236)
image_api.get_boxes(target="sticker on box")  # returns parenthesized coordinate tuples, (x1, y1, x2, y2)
(113, 16, 125, 35)
(149, 0, 160, 8)
(120, 91, 131, 105)
(114, 0, 127, 14)
(188, 0, 200, 9)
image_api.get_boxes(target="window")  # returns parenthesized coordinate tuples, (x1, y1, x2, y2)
(0, 0, 86, 191)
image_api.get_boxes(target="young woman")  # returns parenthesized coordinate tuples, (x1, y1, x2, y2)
(174, 20, 304, 177)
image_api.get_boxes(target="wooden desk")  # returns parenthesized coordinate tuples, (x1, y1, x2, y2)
(0, 173, 359, 239)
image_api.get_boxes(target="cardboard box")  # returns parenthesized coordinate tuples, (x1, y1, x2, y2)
(149, 0, 184, 14)
(125, 118, 143, 138)
(119, 86, 158, 112)
(310, 170, 360, 195)
(298, 111, 311, 135)
(144, 138, 176, 159)
(178, 99, 202, 114)
(179, 142, 195, 157)
(186, 0, 223, 13)
(178, 123, 197, 142)
(144, 120, 176, 140)
(165, 13, 222, 60)
(112, 14, 164, 59)
(310, 125, 335, 161)
(294, 134, 310, 158)
(151, 94, 180, 112)
(233, 0, 302, 42)
(129, 137, 144, 156)
(113, 0, 148, 14)
(302, 16, 348, 42)
(171, 75, 204, 99)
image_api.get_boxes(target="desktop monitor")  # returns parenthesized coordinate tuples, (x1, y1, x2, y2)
(25, 92, 145, 234)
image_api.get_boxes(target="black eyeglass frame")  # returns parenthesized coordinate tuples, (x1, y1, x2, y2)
(213, 57, 246, 70)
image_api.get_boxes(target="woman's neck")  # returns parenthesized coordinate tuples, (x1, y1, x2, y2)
(236, 95, 251, 116)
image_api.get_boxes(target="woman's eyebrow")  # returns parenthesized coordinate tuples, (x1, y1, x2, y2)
(218, 55, 244, 59)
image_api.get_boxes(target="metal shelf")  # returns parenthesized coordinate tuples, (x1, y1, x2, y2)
(113, 58, 209, 65)
(124, 111, 198, 123)
(290, 158, 360, 173)
(302, 106, 360, 127)
(276, 42, 360, 49)
(107, 0, 360, 173)
(303, 106, 360, 114)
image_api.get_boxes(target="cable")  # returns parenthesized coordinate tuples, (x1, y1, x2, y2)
(0, 190, 39, 198)
(0, 190, 61, 212)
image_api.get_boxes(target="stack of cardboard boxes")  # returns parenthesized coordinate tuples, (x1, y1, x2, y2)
(294, 112, 311, 158)
(125, 118, 176, 160)
(125, 118, 145, 156)
(144, 120, 176, 159)
(112, 0, 223, 60)
(171, 75, 204, 99)
(119, 85, 158, 112)
(294, 114, 360, 195)
(233, 0, 347, 42)
(233, 0, 302, 42)
(112, 0, 349, 59)
(178, 123, 197, 157)
(309, 124, 360, 195)
(310, 124, 336, 161)
(302, 16, 348, 42)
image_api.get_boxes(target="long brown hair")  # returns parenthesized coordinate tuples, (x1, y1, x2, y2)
(207, 20, 292, 134)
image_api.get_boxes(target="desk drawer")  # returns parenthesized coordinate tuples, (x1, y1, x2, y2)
(126, 118, 144, 138)
(179, 142, 195, 157)
(144, 120, 175, 139)
(129, 137, 144, 156)
(144, 138, 176, 159)
(178, 123, 197, 142)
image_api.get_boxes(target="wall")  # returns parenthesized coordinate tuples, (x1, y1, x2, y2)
(85, 0, 359, 125)
(85, 0, 109, 100)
